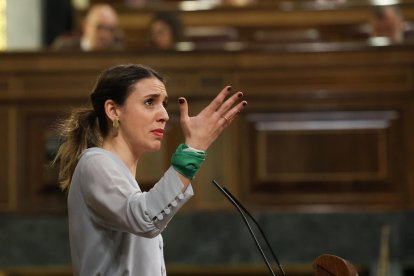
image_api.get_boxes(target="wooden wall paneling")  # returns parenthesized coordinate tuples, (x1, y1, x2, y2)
(236, 66, 411, 97)
(242, 110, 405, 210)
(161, 70, 200, 98)
(1, 48, 413, 77)
(0, 108, 9, 210)
(232, 48, 414, 69)
(0, 46, 414, 212)
(16, 106, 71, 213)
(0, 79, 8, 100)
(402, 101, 414, 209)
(404, 65, 414, 209)
(0, 107, 18, 212)
(19, 72, 97, 100)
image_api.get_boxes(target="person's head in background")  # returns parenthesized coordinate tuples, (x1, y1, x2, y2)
(82, 4, 122, 50)
(149, 12, 183, 50)
(371, 5, 404, 43)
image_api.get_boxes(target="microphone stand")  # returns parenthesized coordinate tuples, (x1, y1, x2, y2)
(222, 186, 286, 276)
(212, 180, 286, 276)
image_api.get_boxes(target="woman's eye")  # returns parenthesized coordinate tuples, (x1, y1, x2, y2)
(163, 101, 168, 108)
(144, 99, 154, 106)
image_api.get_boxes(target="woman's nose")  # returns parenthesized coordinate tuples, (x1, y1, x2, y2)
(158, 106, 169, 122)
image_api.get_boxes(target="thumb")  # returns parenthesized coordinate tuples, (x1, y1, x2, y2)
(178, 97, 189, 122)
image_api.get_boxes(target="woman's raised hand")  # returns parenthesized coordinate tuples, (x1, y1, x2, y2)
(178, 86, 247, 151)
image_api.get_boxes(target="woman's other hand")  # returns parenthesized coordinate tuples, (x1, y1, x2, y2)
(178, 86, 247, 151)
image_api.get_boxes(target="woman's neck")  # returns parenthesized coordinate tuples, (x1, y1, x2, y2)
(102, 138, 139, 177)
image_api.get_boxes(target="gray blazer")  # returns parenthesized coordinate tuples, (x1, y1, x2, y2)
(68, 147, 193, 276)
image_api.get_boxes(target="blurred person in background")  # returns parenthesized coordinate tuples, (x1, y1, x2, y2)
(370, 5, 405, 44)
(52, 3, 123, 51)
(148, 12, 184, 50)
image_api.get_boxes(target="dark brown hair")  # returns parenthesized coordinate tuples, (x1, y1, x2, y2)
(54, 64, 164, 190)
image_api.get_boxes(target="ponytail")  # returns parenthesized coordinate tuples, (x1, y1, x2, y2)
(53, 107, 102, 190)
(54, 64, 165, 190)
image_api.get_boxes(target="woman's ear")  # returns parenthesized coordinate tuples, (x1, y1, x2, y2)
(104, 99, 119, 122)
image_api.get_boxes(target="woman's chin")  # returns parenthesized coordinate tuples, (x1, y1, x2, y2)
(148, 141, 162, 152)
(135, 142, 162, 155)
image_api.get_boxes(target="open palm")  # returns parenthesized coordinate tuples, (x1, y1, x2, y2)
(178, 86, 247, 151)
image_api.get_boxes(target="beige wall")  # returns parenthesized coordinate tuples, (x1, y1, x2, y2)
(6, 0, 43, 51)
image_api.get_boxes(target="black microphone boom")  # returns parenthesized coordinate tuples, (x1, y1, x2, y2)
(222, 186, 286, 276)
(212, 180, 286, 276)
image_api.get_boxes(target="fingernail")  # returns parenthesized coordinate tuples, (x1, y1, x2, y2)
(227, 86, 232, 92)
(178, 98, 185, 104)
(238, 92, 243, 98)
(242, 101, 247, 106)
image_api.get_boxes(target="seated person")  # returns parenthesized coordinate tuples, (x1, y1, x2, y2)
(148, 12, 184, 50)
(51, 4, 123, 51)
(370, 5, 404, 44)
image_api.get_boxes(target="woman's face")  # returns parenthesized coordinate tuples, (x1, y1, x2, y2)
(117, 77, 169, 157)
(150, 20, 174, 50)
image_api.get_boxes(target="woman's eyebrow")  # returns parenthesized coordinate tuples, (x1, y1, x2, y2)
(144, 93, 160, 98)
(144, 93, 168, 100)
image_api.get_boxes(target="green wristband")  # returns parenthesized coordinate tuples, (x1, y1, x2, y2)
(171, 144, 206, 180)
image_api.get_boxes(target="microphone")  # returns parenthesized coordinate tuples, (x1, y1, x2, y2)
(212, 180, 286, 276)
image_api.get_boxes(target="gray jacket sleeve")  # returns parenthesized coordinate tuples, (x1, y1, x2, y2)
(78, 153, 193, 238)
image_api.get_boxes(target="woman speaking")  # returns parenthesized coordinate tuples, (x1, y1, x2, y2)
(54, 64, 247, 276)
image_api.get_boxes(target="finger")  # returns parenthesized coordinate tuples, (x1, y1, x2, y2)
(204, 86, 232, 114)
(222, 100, 247, 125)
(217, 91, 243, 116)
(178, 97, 189, 122)
(220, 114, 230, 126)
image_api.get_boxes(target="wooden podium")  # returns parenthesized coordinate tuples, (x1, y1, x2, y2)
(313, 254, 358, 276)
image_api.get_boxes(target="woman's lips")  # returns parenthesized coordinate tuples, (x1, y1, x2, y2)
(152, 129, 164, 138)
